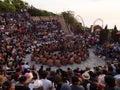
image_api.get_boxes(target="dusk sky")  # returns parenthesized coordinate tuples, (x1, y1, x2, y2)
(23, 0, 120, 30)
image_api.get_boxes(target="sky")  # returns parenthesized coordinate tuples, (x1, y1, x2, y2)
(23, 0, 120, 30)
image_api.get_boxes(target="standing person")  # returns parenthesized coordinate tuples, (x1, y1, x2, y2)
(104, 75, 115, 90)
(0, 75, 6, 88)
(81, 72, 91, 90)
(54, 74, 63, 90)
(2, 80, 14, 90)
(71, 76, 84, 90)
(38, 66, 44, 78)
(15, 76, 30, 90)
(41, 71, 53, 90)
(28, 70, 43, 90)
(115, 77, 120, 90)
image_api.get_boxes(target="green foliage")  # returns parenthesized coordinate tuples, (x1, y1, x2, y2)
(11, 0, 28, 10)
(0, 0, 16, 12)
(62, 11, 76, 25)
(0, 0, 29, 12)
(61, 11, 83, 34)
(28, 6, 55, 16)
(0, 0, 55, 16)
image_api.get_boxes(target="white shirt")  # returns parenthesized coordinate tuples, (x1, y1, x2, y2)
(41, 79, 53, 90)
(28, 79, 43, 90)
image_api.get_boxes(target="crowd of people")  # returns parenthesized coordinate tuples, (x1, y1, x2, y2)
(31, 35, 90, 66)
(94, 41, 120, 61)
(0, 9, 120, 90)
(0, 60, 120, 90)
(0, 9, 92, 70)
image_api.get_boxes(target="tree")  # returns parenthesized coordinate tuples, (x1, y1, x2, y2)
(11, 0, 28, 10)
(61, 11, 83, 34)
(28, 6, 55, 16)
(0, 0, 29, 12)
(0, 0, 54, 16)
(0, 0, 16, 12)
(4, 0, 10, 3)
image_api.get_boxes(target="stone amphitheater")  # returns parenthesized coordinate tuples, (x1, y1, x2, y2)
(25, 16, 106, 71)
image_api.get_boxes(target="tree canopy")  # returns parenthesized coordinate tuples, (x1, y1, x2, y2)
(28, 6, 55, 16)
(0, 0, 55, 16)
(0, 0, 16, 12)
(61, 11, 84, 34)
